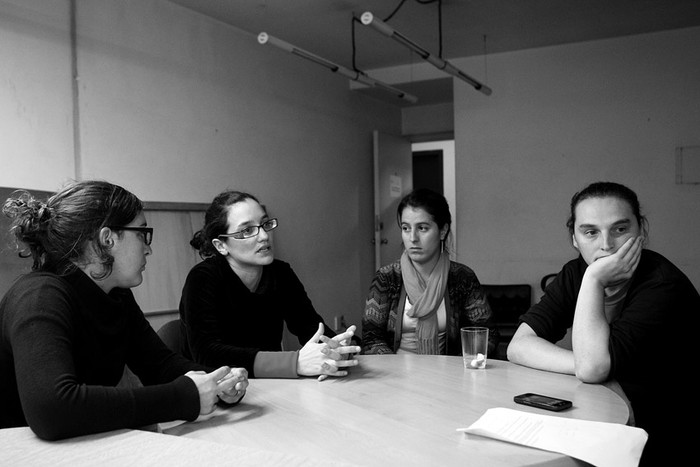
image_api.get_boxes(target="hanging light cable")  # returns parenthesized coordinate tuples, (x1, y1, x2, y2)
(258, 32, 418, 103)
(360, 12, 492, 96)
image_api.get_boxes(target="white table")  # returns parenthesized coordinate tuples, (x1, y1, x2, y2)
(0, 426, 346, 466)
(165, 355, 629, 466)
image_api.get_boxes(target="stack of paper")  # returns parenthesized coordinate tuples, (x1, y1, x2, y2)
(458, 407, 647, 467)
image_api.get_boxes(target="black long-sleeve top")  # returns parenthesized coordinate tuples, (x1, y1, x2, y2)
(0, 270, 208, 440)
(179, 255, 332, 377)
(519, 249, 700, 465)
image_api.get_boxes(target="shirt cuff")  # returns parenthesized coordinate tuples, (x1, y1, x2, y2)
(253, 351, 299, 378)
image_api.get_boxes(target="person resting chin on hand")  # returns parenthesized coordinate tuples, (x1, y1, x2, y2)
(506, 181, 700, 467)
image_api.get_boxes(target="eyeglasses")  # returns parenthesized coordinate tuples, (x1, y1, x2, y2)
(108, 226, 153, 246)
(218, 218, 278, 240)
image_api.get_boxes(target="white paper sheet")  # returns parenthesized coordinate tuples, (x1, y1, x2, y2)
(457, 407, 647, 467)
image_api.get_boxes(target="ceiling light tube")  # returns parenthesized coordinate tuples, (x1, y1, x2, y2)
(360, 12, 492, 96)
(258, 32, 418, 103)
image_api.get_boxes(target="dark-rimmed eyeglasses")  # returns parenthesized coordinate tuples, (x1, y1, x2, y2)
(108, 226, 153, 246)
(218, 218, 278, 240)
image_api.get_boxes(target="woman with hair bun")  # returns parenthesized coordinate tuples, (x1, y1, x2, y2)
(0, 180, 248, 440)
(179, 190, 359, 379)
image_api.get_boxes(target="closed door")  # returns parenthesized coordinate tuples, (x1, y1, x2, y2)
(373, 130, 412, 270)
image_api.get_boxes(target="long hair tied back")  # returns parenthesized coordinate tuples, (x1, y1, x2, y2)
(2, 180, 143, 277)
(190, 190, 261, 258)
(3, 191, 53, 269)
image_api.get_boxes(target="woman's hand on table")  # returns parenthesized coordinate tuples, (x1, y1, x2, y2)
(297, 323, 360, 378)
(185, 366, 249, 414)
(320, 324, 358, 360)
(216, 367, 249, 404)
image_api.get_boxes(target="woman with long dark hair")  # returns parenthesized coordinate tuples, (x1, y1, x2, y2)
(179, 190, 359, 379)
(362, 188, 496, 355)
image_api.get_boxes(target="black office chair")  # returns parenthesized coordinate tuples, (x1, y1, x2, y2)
(157, 318, 182, 353)
(540, 273, 557, 292)
(117, 319, 180, 389)
(481, 284, 532, 360)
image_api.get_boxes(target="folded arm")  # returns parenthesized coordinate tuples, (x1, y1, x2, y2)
(507, 323, 575, 374)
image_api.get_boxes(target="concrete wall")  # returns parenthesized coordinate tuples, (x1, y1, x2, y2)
(0, 0, 402, 334)
(452, 27, 700, 295)
(0, 1, 75, 188)
(3, 1, 698, 336)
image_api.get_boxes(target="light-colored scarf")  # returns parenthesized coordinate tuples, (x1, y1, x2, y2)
(401, 250, 450, 354)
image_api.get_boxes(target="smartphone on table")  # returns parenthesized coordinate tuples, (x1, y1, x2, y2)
(513, 393, 572, 412)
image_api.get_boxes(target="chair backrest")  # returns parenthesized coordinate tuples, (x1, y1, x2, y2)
(157, 318, 182, 353)
(540, 273, 557, 292)
(481, 284, 532, 326)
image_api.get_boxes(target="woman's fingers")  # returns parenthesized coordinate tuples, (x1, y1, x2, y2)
(322, 358, 359, 371)
(334, 358, 359, 368)
(305, 322, 325, 346)
(330, 325, 356, 345)
(214, 367, 249, 404)
(215, 367, 248, 394)
(218, 387, 246, 404)
(186, 366, 251, 414)
(321, 344, 361, 360)
(212, 366, 232, 383)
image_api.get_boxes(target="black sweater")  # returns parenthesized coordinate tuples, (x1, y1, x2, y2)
(520, 249, 700, 465)
(179, 256, 331, 377)
(0, 269, 207, 440)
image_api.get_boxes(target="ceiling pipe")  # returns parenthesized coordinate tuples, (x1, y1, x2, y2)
(360, 12, 492, 96)
(258, 32, 418, 104)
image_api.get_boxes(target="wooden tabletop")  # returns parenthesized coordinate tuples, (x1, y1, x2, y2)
(165, 355, 629, 466)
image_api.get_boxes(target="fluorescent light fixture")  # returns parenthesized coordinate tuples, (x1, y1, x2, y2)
(258, 32, 418, 103)
(360, 12, 492, 96)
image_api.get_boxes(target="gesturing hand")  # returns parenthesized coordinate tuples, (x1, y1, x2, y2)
(319, 324, 358, 360)
(297, 323, 360, 378)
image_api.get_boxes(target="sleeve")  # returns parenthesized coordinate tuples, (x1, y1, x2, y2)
(180, 262, 260, 373)
(122, 291, 210, 384)
(253, 351, 299, 378)
(10, 278, 201, 441)
(519, 262, 580, 344)
(607, 266, 699, 380)
(450, 265, 499, 355)
(277, 262, 333, 344)
(361, 268, 396, 355)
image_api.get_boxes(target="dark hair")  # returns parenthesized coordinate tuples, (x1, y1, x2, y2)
(396, 188, 452, 250)
(2, 180, 143, 278)
(190, 190, 263, 258)
(566, 181, 649, 238)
